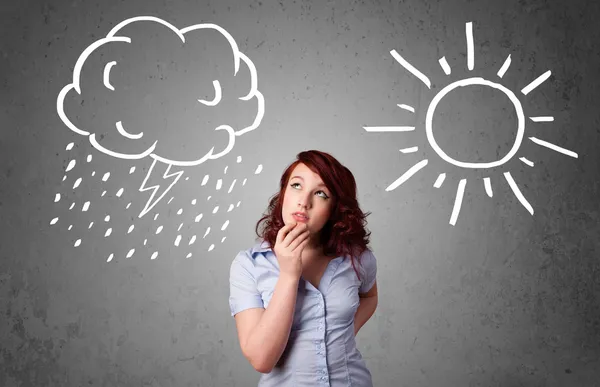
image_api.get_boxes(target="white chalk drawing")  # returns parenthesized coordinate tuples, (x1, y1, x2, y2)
(57, 16, 264, 217)
(52, 16, 265, 259)
(53, 143, 261, 260)
(364, 21, 579, 226)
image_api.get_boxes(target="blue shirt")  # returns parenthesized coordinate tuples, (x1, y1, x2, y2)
(229, 240, 377, 387)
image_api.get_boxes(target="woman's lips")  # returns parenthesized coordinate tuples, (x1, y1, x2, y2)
(292, 213, 308, 222)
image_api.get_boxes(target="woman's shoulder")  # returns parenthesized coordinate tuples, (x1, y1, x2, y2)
(355, 246, 376, 268)
(354, 246, 374, 260)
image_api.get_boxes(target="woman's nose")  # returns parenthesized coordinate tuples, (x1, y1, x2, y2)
(297, 194, 311, 208)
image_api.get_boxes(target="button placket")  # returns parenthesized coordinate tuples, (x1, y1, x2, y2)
(314, 284, 330, 385)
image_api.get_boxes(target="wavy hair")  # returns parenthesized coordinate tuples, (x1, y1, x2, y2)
(255, 150, 371, 280)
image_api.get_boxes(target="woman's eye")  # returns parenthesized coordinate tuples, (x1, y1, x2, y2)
(290, 183, 329, 199)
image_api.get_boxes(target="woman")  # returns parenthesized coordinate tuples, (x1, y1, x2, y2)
(229, 150, 378, 386)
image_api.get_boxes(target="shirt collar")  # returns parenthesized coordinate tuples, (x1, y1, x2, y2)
(250, 240, 272, 258)
(250, 240, 350, 261)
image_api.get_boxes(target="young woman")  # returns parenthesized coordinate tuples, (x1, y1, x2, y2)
(229, 150, 378, 386)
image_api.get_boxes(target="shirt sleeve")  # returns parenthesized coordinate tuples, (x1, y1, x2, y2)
(359, 249, 377, 294)
(229, 250, 264, 317)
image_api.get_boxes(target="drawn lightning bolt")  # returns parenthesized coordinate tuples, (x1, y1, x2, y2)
(138, 158, 184, 218)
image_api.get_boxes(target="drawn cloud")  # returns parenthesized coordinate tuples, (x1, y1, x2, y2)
(56, 16, 265, 167)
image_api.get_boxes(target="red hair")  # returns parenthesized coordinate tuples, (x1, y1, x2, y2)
(255, 150, 372, 280)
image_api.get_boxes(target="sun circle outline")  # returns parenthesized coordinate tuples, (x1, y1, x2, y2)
(425, 77, 525, 169)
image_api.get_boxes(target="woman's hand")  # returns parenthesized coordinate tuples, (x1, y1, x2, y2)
(273, 222, 310, 279)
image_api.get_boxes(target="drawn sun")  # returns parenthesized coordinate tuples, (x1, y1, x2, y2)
(364, 21, 578, 226)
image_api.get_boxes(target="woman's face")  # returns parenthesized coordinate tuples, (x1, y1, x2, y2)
(281, 163, 333, 241)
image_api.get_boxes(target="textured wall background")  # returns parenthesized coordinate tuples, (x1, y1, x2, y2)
(1, 0, 599, 386)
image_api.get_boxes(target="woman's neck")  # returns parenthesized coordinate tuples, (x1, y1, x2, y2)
(303, 240, 324, 257)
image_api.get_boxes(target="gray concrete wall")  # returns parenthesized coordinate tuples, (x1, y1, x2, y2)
(1, 0, 598, 385)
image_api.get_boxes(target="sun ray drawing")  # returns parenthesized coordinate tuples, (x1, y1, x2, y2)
(497, 55, 511, 78)
(433, 173, 446, 188)
(364, 21, 579, 226)
(483, 177, 493, 197)
(399, 146, 418, 154)
(397, 104, 415, 113)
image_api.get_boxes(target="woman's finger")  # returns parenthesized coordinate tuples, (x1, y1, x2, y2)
(292, 237, 311, 253)
(282, 223, 306, 247)
(288, 229, 310, 251)
(276, 222, 296, 245)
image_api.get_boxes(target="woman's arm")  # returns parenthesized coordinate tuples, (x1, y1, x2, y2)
(354, 280, 378, 336)
(236, 273, 300, 373)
